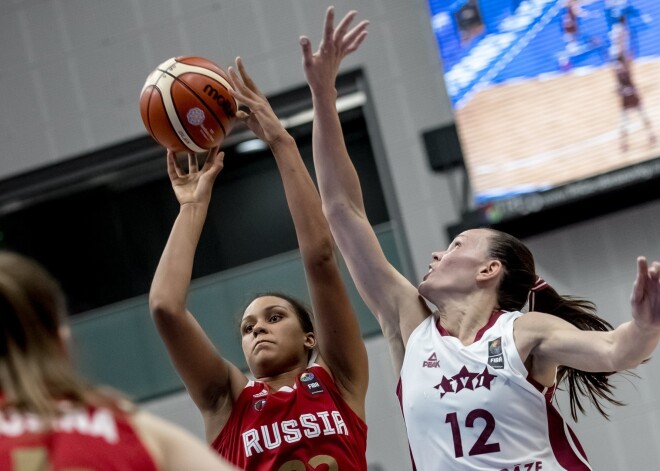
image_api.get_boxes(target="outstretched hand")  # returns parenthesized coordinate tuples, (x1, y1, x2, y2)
(166, 147, 224, 206)
(300, 6, 369, 96)
(227, 57, 287, 146)
(630, 256, 660, 330)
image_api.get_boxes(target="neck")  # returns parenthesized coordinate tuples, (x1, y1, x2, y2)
(435, 293, 499, 345)
(255, 362, 309, 391)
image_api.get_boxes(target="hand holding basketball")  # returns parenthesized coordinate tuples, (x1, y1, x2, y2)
(166, 147, 224, 207)
(227, 57, 288, 146)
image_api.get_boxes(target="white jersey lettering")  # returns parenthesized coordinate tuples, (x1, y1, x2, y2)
(317, 411, 336, 435)
(300, 413, 321, 438)
(332, 411, 348, 435)
(0, 409, 118, 444)
(242, 429, 263, 457)
(281, 419, 302, 443)
(241, 410, 350, 456)
(261, 423, 282, 450)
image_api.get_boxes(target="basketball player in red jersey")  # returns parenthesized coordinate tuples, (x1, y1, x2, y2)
(610, 16, 656, 151)
(558, 0, 598, 68)
(614, 53, 655, 151)
(303, 6, 660, 470)
(0, 251, 238, 471)
(149, 16, 370, 469)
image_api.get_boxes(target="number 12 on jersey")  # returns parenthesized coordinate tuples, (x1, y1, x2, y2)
(445, 409, 501, 458)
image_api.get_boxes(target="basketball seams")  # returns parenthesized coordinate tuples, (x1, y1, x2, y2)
(161, 60, 234, 149)
(164, 63, 234, 94)
(156, 73, 206, 153)
(171, 78, 228, 138)
(152, 86, 189, 152)
(141, 71, 189, 152)
(163, 63, 236, 137)
(142, 86, 157, 139)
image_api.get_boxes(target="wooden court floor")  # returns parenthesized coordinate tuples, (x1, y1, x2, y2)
(456, 59, 660, 197)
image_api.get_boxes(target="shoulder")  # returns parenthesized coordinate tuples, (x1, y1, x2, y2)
(130, 411, 172, 467)
(514, 311, 580, 355)
(515, 311, 575, 332)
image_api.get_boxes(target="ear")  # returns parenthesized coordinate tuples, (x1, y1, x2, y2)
(477, 260, 503, 282)
(303, 332, 317, 350)
(58, 325, 72, 358)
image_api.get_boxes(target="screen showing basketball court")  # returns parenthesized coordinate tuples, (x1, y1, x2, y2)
(428, 0, 660, 207)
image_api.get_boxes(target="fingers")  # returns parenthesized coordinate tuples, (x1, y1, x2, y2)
(650, 260, 660, 281)
(235, 56, 260, 94)
(187, 152, 199, 173)
(166, 150, 182, 180)
(323, 6, 335, 45)
(300, 36, 313, 64)
(235, 109, 250, 122)
(343, 20, 369, 53)
(201, 146, 219, 171)
(204, 148, 225, 177)
(333, 10, 358, 44)
(227, 67, 251, 105)
(227, 63, 260, 109)
(344, 29, 368, 55)
(632, 256, 649, 304)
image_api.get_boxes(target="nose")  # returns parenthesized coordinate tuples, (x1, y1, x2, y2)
(432, 251, 444, 262)
(252, 323, 267, 336)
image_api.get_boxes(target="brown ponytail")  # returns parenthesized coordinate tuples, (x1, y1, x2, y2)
(486, 229, 625, 420)
(532, 286, 624, 420)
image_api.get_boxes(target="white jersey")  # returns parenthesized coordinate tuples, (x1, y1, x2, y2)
(399, 310, 592, 471)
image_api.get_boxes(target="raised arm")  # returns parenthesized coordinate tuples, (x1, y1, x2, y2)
(227, 58, 368, 416)
(517, 257, 660, 379)
(300, 8, 430, 362)
(148, 148, 246, 441)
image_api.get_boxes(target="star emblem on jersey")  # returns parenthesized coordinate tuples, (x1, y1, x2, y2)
(433, 366, 497, 398)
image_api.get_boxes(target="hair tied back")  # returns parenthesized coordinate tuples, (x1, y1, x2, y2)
(528, 276, 549, 311)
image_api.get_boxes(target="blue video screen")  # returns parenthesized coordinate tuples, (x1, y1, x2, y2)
(428, 0, 660, 206)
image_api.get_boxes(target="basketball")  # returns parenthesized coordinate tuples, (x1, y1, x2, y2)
(139, 56, 237, 153)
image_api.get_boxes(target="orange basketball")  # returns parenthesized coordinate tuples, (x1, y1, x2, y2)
(139, 56, 237, 153)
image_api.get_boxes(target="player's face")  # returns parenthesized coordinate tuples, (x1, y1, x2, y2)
(240, 296, 314, 377)
(418, 228, 493, 302)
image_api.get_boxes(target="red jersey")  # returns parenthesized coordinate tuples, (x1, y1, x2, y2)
(213, 365, 367, 470)
(0, 404, 158, 471)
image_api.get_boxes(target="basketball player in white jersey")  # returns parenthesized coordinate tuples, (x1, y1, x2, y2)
(301, 6, 660, 470)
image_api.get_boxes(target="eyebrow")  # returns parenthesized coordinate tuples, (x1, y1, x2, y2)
(241, 304, 289, 323)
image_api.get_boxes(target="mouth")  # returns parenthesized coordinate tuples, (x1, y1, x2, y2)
(253, 340, 274, 351)
(422, 265, 433, 282)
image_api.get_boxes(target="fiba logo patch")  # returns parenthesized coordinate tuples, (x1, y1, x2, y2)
(254, 399, 267, 412)
(488, 337, 504, 369)
(300, 372, 315, 383)
(186, 107, 205, 126)
(301, 372, 324, 395)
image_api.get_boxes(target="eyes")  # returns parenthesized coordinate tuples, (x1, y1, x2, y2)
(241, 313, 283, 334)
(448, 240, 462, 250)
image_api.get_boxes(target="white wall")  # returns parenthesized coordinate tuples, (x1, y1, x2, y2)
(3, 0, 660, 469)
